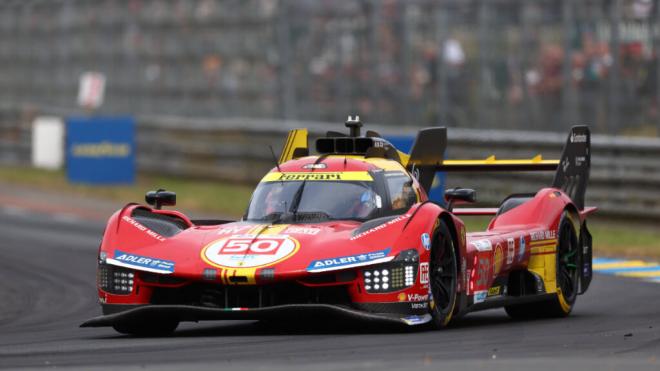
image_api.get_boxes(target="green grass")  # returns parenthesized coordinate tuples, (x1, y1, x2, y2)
(0, 166, 253, 218)
(2, 166, 659, 259)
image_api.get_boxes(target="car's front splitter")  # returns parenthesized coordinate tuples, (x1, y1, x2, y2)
(80, 303, 432, 328)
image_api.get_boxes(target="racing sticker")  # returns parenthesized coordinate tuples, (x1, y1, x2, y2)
(421, 233, 431, 250)
(471, 239, 492, 252)
(306, 248, 392, 273)
(493, 243, 504, 277)
(487, 286, 501, 297)
(506, 238, 515, 265)
(473, 290, 487, 304)
(400, 314, 432, 325)
(122, 215, 166, 242)
(108, 250, 175, 274)
(419, 262, 429, 284)
(261, 171, 373, 182)
(202, 234, 300, 269)
(518, 235, 526, 262)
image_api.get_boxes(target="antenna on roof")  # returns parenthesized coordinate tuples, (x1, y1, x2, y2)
(268, 145, 282, 173)
(345, 115, 363, 137)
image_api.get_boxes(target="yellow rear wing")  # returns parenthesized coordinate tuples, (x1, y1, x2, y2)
(279, 129, 308, 164)
(434, 155, 559, 172)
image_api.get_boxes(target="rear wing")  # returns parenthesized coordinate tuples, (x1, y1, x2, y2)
(406, 126, 590, 210)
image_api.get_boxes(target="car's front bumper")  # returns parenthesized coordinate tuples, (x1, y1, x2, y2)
(80, 303, 432, 328)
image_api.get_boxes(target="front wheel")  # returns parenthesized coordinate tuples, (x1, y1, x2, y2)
(428, 220, 458, 329)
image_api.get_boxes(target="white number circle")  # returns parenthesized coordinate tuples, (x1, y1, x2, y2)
(202, 235, 299, 268)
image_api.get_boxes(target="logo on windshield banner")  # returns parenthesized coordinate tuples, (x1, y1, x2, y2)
(201, 235, 300, 269)
(261, 172, 373, 182)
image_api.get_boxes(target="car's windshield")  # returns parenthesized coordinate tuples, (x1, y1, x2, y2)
(246, 180, 381, 222)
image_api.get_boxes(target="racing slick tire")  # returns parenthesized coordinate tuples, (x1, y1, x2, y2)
(505, 211, 579, 319)
(112, 318, 179, 336)
(428, 220, 458, 329)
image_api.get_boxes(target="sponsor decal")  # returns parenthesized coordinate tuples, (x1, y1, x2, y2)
(471, 239, 493, 252)
(407, 293, 429, 302)
(122, 215, 166, 241)
(493, 243, 504, 277)
(411, 302, 428, 309)
(202, 235, 300, 269)
(530, 230, 557, 241)
(71, 142, 131, 158)
(109, 250, 175, 274)
(460, 225, 466, 247)
(419, 262, 429, 284)
(570, 132, 588, 143)
(306, 248, 392, 273)
(507, 238, 515, 265)
(397, 292, 407, 302)
(575, 156, 586, 167)
(476, 257, 490, 287)
(350, 214, 410, 240)
(284, 226, 321, 235)
(217, 225, 252, 235)
(473, 290, 487, 304)
(487, 286, 501, 297)
(421, 233, 431, 250)
(518, 235, 526, 261)
(401, 314, 432, 325)
(302, 163, 327, 169)
(261, 171, 373, 182)
(562, 158, 570, 172)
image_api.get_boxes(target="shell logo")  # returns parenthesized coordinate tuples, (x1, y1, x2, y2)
(493, 243, 504, 277)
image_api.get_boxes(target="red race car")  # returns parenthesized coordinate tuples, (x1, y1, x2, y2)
(82, 117, 594, 335)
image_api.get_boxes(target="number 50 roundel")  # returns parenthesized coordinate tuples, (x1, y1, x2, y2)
(201, 235, 300, 269)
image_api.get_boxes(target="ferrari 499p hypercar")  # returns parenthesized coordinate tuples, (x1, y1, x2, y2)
(82, 117, 595, 335)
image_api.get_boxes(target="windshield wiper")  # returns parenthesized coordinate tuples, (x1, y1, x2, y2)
(289, 155, 330, 217)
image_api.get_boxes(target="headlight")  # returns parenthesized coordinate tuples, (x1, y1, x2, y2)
(362, 249, 418, 293)
(98, 263, 135, 295)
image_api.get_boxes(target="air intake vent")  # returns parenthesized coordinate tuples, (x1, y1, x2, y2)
(316, 137, 376, 154)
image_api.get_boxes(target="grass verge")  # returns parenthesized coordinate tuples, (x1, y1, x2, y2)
(1, 166, 659, 259)
(0, 166, 253, 218)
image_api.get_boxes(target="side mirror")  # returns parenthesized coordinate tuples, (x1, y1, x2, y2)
(444, 187, 476, 211)
(145, 189, 176, 210)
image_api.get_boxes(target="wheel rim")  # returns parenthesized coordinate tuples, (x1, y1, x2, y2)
(558, 221, 578, 302)
(430, 232, 456, 313)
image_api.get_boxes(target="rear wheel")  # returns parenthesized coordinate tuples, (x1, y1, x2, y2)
(112, 318, 179, 336)
(505, 211, 579, 319)
(428, 220, 458, 329)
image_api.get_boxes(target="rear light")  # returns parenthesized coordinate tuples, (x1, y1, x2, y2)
(97, 263, 135, 295)
(362, 249, 419, 293)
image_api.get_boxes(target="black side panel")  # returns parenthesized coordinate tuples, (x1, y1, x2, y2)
(131, 208, 189, 237)
(579, 222, 593, 294)
(406, 127, 447, 194)
(552, 126, 590, 210)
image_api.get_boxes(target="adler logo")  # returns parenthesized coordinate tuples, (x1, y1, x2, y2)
(570, 133, 587, 143)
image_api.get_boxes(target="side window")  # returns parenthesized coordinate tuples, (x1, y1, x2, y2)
(385, 172, 417, 211)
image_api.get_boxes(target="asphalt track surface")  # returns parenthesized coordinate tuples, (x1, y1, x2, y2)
(0, 203, 659, 370)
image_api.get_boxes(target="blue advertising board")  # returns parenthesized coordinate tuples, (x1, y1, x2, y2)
(66, 116, 135, 184)
(385, 136, 446, 206)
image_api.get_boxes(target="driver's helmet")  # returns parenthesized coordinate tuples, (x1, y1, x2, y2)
(355, 189, 377, 217)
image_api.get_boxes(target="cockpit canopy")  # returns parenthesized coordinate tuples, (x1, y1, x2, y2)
(246, 169, 417, 223)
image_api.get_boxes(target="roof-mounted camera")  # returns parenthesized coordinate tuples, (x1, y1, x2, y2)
(345, 115, 363, 137)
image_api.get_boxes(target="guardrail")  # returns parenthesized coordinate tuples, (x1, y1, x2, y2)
(2, 109, 660, 219)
